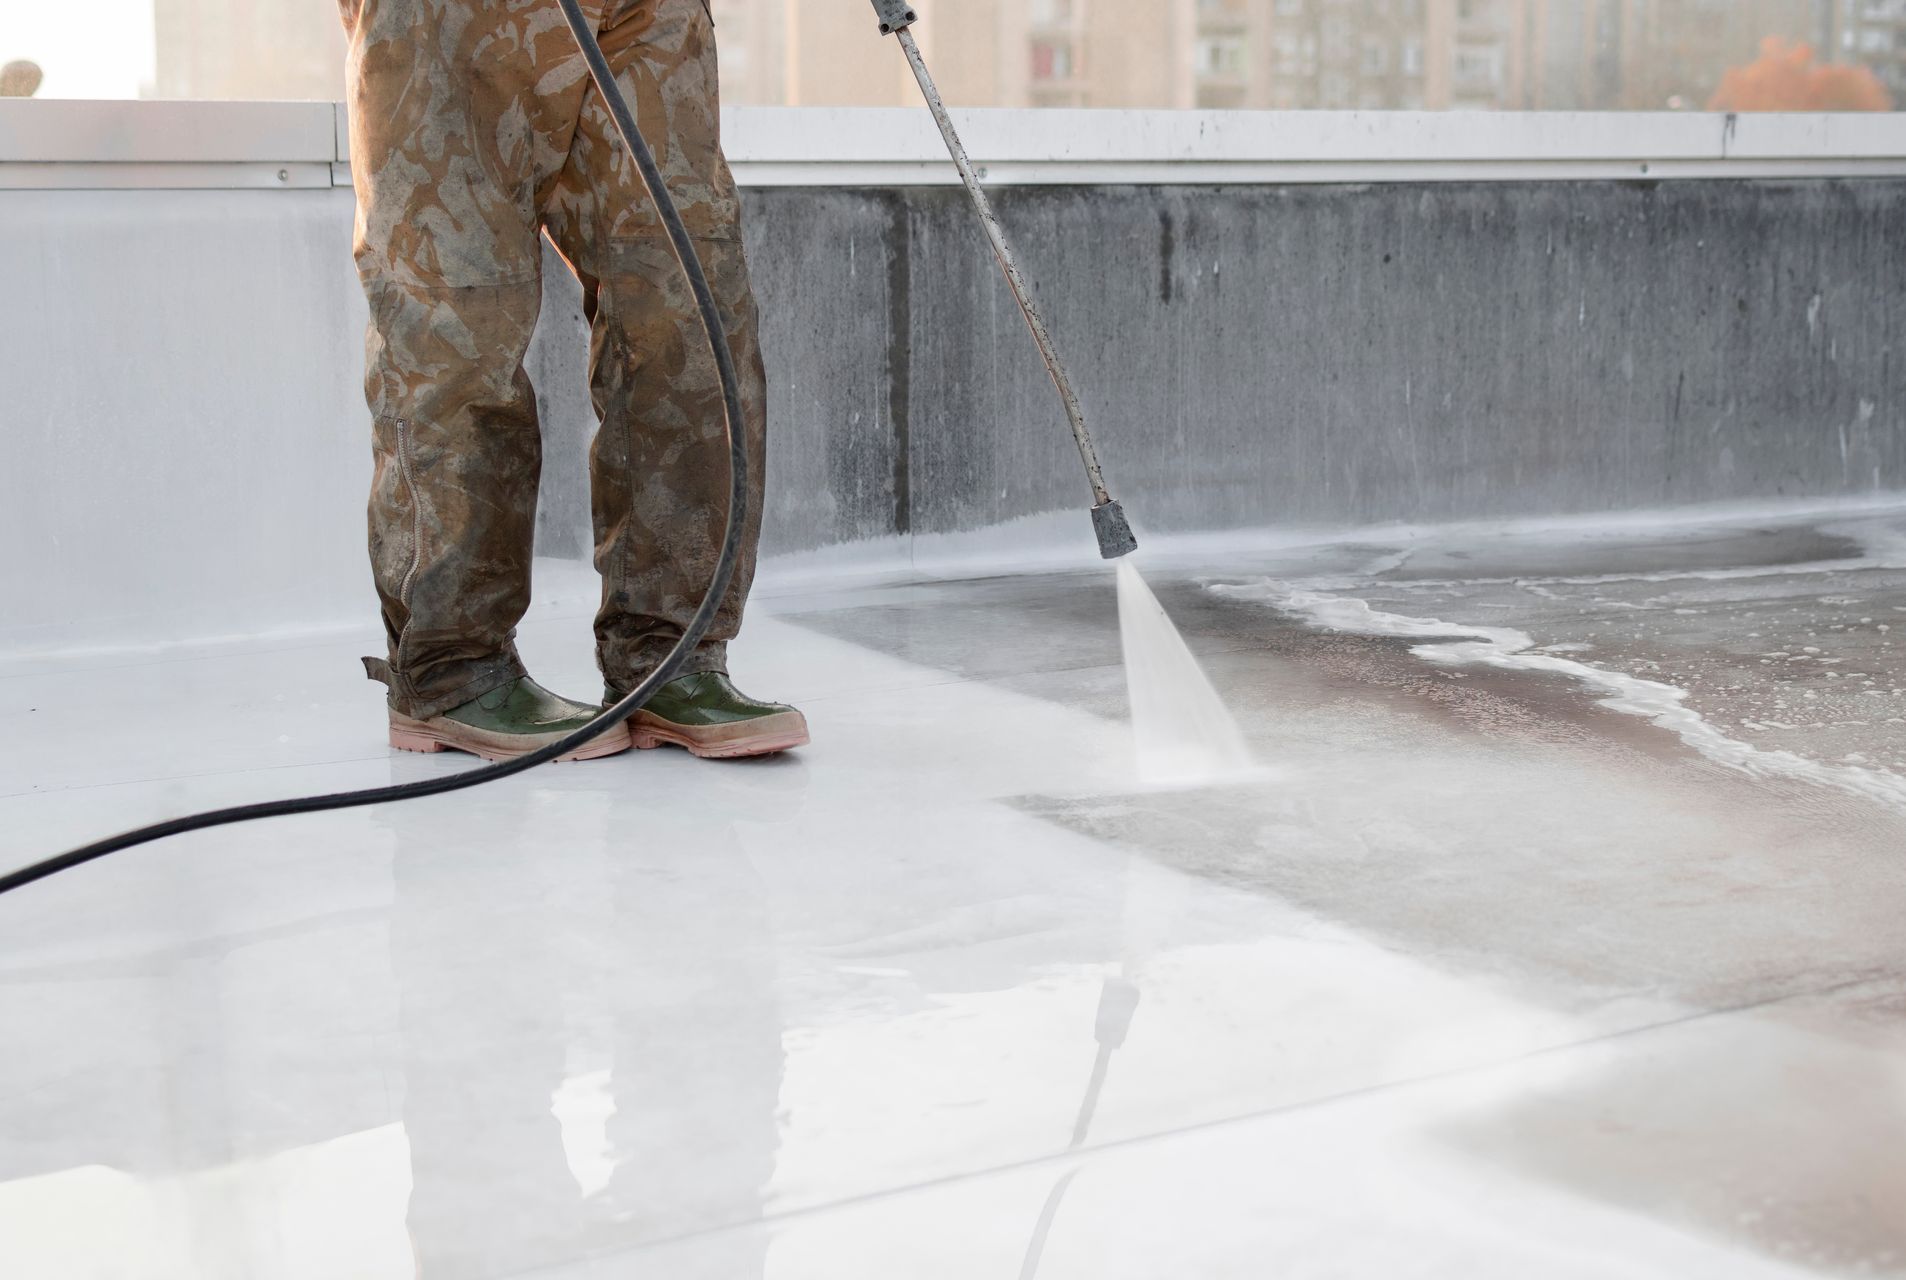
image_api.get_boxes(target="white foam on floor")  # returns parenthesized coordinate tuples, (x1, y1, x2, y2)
(1215, 580, 1906, 815)
(1117, 562, 1256, 786)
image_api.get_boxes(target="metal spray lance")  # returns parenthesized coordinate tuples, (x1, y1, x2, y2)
(870, 0, 1139, 560)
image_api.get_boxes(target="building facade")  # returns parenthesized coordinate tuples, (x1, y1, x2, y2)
(140, 0, 1893, 111)
(149, 0, 348, 101)
(1826, 0, 1906, 100)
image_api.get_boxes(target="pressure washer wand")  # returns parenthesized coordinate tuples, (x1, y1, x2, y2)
(872, 1, 1138, 560)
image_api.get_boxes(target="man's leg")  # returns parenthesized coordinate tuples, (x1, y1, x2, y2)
(346, 0, 629, 760)
(546, 0, 768, 695)
(544, 0, 804, 756)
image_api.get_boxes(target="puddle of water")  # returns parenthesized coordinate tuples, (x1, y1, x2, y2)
(1117, 561, 1255, 786)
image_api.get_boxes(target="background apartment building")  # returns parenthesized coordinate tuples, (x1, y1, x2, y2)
(763, 0, 1195, 109)
(149, 0, 348, 101)
(141, 0, 1895, 111)
(1589, 0, 1828, 109)
(1825, 0, 1906, 99)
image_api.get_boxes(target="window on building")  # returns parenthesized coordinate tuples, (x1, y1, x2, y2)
(1030, 0, 1075, 27)
(1032, 39, 1075, 83)
(1197, 37, 1249, 78)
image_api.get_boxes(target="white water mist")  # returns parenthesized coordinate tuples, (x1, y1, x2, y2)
(1116, 561, 1255, 785)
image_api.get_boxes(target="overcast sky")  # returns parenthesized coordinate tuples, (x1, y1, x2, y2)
(1, 2, 156, 98)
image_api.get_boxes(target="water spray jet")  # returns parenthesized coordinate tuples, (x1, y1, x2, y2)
(874, 3, 1256, 784)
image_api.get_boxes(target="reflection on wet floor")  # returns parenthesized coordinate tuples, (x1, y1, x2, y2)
(382, 786, 783, 1277)
(2, 503, 1904, 1278)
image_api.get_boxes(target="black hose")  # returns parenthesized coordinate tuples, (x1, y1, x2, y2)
(0, 2, 749, 899)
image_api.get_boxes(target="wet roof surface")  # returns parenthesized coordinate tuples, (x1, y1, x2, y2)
(3, 504, 1903, 1278)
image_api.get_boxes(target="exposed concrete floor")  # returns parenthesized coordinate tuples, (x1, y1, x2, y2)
(1287, 514, 1906, 776)
(2, 503, 1904, 1279)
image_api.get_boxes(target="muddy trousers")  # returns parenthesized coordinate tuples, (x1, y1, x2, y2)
(344, 0, 767, 719)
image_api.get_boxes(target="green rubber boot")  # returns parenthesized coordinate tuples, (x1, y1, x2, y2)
(389, 677, 631, 763)
(616, 672, 810, 760)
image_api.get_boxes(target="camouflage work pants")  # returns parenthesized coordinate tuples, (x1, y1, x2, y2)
(341, 0, 768, 718)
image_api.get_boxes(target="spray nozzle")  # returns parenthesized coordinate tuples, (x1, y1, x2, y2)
(1093, 500, 1139, 560)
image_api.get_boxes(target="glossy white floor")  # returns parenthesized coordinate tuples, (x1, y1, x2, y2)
(4, 512, 1905, 1280)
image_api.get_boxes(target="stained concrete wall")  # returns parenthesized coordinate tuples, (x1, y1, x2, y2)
(541, 179, 1906, 556)
(4, 176, 1902, 652)
(530, 179, 1906, 560)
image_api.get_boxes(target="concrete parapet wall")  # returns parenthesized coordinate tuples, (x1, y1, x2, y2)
(2, 105, 1902, 652)
(524, 178, 1904, 556)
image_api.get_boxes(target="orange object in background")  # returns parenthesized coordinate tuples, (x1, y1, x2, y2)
(1710, 37, 1893, 112)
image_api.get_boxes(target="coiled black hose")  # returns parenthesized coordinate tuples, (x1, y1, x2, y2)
(0, 0, 749, 898)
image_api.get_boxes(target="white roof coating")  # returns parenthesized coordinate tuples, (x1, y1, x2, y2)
(4, 506, 1905, 1278)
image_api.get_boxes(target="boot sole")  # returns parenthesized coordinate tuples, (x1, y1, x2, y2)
(389, 713, 632, 763)
(630, 710, 810, 760)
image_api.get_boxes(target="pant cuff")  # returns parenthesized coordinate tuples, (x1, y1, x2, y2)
(364, 652, 528, 721)
(603, 640, 728, 702)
